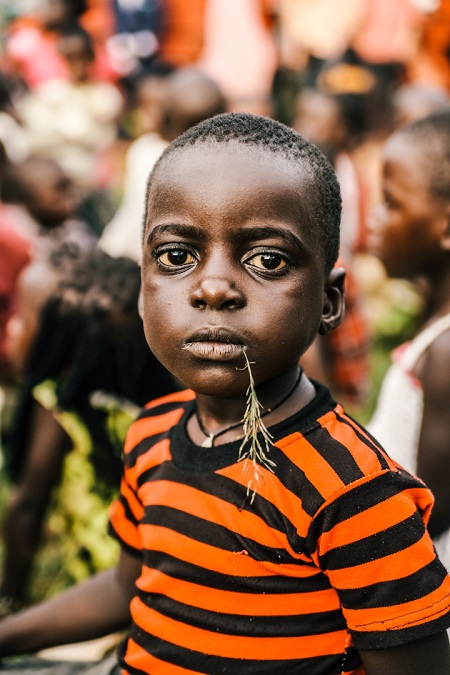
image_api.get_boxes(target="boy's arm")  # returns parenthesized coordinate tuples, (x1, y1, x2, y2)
(360, 630, 450, 675)
(0, 550, 141, 656)
(416, 334, 450, 537)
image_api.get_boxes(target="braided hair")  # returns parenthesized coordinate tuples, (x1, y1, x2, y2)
(7, 246, 177, 491)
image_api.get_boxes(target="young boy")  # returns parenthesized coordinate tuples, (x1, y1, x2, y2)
(0, 113, 450, 674)
(367, 109, 450, 571)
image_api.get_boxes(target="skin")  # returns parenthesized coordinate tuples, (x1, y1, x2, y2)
(58, 34, 93, 84)
(368, 133, 450, 538)
(293, 87, 347, 161)
(19, 159, 76, 229)
(134, 75, 170, 136)
(0, 141, 449, 673)
(141, 142, 344, 439)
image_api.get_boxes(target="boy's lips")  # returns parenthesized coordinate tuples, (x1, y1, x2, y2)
(183, 328, 244, 361)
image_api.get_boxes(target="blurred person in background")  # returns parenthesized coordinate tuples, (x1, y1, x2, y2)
(4, 0, 103, 89)
(293, 76, 373, 408)
(16, 23, 123, 236)
(1, 155, 97, 257)
(0, 246, 179, 614)
(392, 82, 450, 129)
(100, 65, 226, 261)
(198, 0, 278, 116)
(367, 110, 450, 573)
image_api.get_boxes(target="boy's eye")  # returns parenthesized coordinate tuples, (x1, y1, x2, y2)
(247, 252, 287, 271)
(158, 249, 195, 267)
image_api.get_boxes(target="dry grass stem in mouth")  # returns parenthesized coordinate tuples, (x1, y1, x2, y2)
(238, 348, 276, 502)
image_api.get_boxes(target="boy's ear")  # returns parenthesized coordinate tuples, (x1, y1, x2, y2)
(318, 267, 346, 336)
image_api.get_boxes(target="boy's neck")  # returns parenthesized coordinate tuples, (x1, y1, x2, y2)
(190, 369, 316, 448)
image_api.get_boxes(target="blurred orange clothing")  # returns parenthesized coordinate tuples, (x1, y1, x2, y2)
(158, 0, 207, 67)
(409, 0, 450, 90)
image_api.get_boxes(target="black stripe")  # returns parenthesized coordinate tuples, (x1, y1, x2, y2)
(321, 512, 426, 570)
(352, 611, 450, 650)
(305, 425, 365, 484)
(137, 592, 346, 637)
(307, 470, 418, 549)
(142, 550, 330, 594)
(261, 446, 325, 517)
(136, 461, 311, 556)
(125, 629, 355, 675)
(142, 503, 306, 565)
(127, 431, 171, 470)
(340, 560, 449, 610)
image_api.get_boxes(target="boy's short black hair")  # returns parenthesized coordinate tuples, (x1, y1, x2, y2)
(145, 112, 342, 273)
(395, 109, 450, 202)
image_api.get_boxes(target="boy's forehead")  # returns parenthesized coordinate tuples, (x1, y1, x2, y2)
(153, 141, 314, 203)
(148, 142, 317, 234)
(146, 141, 318, 250)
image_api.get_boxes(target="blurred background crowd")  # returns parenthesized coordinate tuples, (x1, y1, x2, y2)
(0, 0, 450, 637)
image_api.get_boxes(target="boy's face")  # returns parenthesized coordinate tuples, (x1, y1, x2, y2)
(368, 135, 447, 279)
(141, 142, 343, 396)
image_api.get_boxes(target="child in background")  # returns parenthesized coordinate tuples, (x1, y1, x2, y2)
(1, 155, 97, 257)
(4, 0, 111, 89)
(0, 113, 449, 674)
(16, 22, 123, 230)
(100, 66, 226, 261)
(293, 85, 370, 408)
(0, 246, 178, 614)
(367, 110, 450, 572)
(391, 83, 450, 130)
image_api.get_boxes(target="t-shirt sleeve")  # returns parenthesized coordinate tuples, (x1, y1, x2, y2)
(109, 462, 144, 558)
(309, 467, 450, 649)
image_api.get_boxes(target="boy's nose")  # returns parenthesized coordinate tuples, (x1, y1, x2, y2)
(190, 277, 245, 311)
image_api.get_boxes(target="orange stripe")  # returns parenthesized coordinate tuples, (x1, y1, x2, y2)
(139, 480, 307, 559)
(137, 567, 341, 616)
(124, 408, 185, 453)
(139, 524, 274, 576)
(109, 501, 141, 549)
(131, 597, 347, 660)
(219, 460, 313, 539)
(329, 532, 436, 590)
(346, 576, 450, 631)
(280, 434, 346, 498)
(317, 487, 418, 553)
(322, 416, 384, 476)
(117, 476, 144, 521)
(134, 438, 171, 477)
(126, 638, 203, 674)
(341, 413, 399, 469)
(144, 390, 195, 410)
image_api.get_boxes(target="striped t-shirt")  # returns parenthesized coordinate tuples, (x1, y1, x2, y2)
(109, 384, 450, 674)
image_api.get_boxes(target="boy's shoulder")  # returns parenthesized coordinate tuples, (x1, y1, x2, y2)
(123, 389, 194, 454)
(143, 389, 196, 412)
